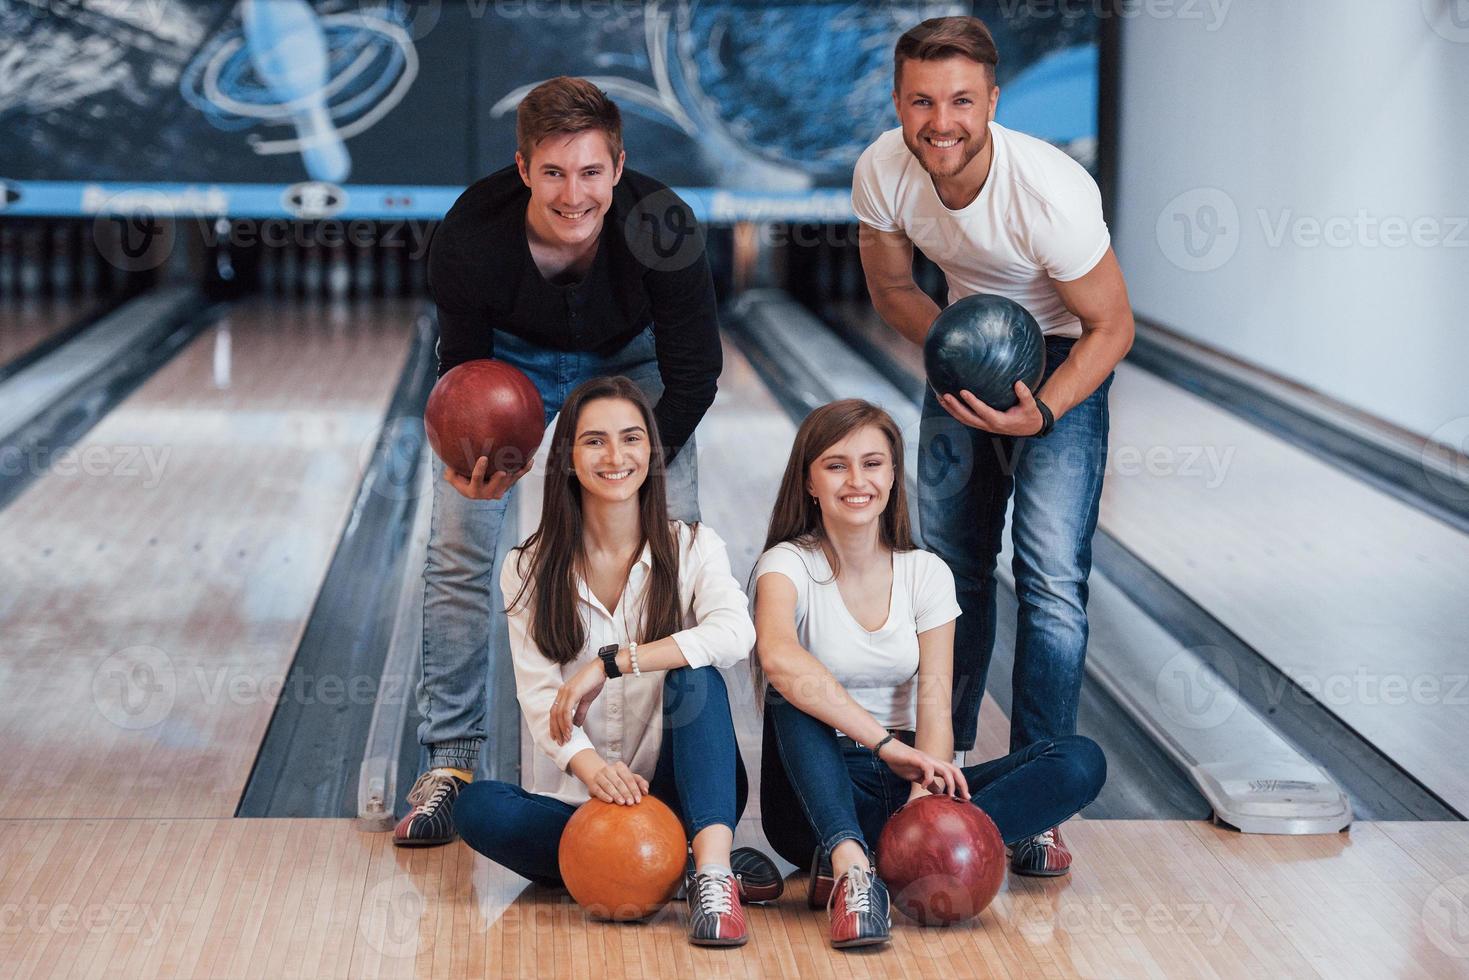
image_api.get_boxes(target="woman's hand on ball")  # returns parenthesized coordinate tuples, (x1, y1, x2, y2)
(588, 762, 648, 806)
(878, 740, 970, 799)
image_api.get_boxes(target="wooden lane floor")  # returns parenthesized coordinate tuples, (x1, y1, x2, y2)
(0, 298, 416, 819)
(1, 816, 1466, 978)
(0, 297, 96, 371)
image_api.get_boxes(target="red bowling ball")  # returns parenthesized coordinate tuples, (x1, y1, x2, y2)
(424, 359, 545, 477)
(876, 794, 1006, 926)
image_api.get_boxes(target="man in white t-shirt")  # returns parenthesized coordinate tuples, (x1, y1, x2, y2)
(851, 15, 1134, 876)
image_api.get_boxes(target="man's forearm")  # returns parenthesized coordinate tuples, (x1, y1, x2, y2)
(1036, 315, 1133, 418)
(871, 283, 943, 348)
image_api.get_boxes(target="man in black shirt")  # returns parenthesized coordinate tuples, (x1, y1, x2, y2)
(397, 77, 721, 847)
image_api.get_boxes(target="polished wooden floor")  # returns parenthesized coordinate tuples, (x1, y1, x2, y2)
(0, 299, 414, 818)
(3, 817, 1467, 979)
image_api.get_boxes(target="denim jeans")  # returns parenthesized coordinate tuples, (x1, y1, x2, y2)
(917, 337, 1113, 752)
(760, 693, 1105, 867)
(455, 666, 747, 885)
(418, 327, 702, 770)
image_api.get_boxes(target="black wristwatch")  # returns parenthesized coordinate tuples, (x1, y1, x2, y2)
(1032, 396, 1055, 438)
(597, 643, 622, 679)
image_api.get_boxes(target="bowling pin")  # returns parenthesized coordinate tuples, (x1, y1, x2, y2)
(352, 239, 373, 298)
(302, 233, 324, 298)
(404, 245, 425, 297)
(19, 228, 43, 299)
(241, 0, 351, 182)
(283, 234, 301, 297)
(0, 225, 16, 298)
(49, 223, 73, 298)
(258, 231, 279, 294)
(213, 217, 238, 288)
(77, 221, 100, 298)
(327, 241, 350, 300)
(380, 240, 402, 297)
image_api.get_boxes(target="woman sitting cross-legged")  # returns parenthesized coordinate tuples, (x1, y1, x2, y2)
(454, 376, 781, 948)
(753, 399, 1107, 950)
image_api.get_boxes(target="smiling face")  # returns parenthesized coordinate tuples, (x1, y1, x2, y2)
(806, 424, 896, 533)
(517, 129, 625, 248)
(571, 396, 649, 505)
(893, 55, 999, 180)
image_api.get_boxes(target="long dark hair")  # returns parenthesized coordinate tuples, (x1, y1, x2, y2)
(506, 376, 684, 665)
(762, 399, 915, 572)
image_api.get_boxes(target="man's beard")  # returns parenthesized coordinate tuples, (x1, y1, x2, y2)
(908, 131, 986, 179)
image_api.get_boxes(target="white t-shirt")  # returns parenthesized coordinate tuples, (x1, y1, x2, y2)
(851, 122, 1110, 339)
(753, 542, 961, 732)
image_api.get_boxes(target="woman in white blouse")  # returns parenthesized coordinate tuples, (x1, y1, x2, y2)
(454, 376, 779, 948)
(753, 400, 1106, 950)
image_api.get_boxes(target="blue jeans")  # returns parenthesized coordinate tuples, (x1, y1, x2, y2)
(455, 666, 747, 885)
(418, 327, 702, 770)
(760, 693, 1105, 866)
(917, 337, 1113, 752)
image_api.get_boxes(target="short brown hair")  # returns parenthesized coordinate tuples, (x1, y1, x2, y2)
(515, 76, 624, 164)
(893, 16, 1000, 92)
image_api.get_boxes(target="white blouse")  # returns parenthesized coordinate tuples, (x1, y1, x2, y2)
(501, 521, 754, 805)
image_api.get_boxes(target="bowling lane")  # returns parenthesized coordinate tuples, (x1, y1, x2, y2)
(0, 298, 417, 819)
(0, 297, 99, 375)
(1101, 366, 1469, 813)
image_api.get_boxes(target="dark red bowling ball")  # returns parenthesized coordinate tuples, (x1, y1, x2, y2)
(923, 293, 1045, 411)
(424, 359, 544, 477)
(876, 794, 1006, 926)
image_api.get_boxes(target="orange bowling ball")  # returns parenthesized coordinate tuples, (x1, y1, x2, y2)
(557, 796, 687, 921)
(423, 359, 544, 477)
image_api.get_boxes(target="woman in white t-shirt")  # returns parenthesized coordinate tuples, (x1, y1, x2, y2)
(753, 399, 1106, 950)
(452, 377, 780, 948)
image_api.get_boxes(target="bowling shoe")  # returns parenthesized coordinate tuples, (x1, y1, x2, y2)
(683, 847, 785, 904)
(806, 848, 834, 909)
(1008, 826, 1073, 876)
(828, 865, 891, 949)
(393, 768, 470, 847)
(687, 870, 748, 947)
(731, 846, 785, 904)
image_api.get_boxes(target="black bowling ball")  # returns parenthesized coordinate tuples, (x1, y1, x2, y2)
(923, 294, 1046, 412)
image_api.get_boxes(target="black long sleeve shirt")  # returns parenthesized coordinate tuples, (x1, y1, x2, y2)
(426, 165, 722, 460)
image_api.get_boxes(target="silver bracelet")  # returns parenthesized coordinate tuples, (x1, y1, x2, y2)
(629, 641, 641, 677)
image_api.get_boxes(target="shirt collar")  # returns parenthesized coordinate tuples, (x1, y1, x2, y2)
(575, 541, 654, 613)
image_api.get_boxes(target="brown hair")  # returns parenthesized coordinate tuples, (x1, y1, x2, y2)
(753, 400, 915, 705)
(893, 16, 1000, 92)
(761, 399, 915, 576)
(507, 377, 685, 665)
(516, 76, 624, 164)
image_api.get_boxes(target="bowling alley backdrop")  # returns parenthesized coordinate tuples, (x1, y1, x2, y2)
(0, 0, 1099, 222)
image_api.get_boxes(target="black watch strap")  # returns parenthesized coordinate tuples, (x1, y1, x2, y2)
(597, 643, 622, 678)
(1033, 396, 1055, 438)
